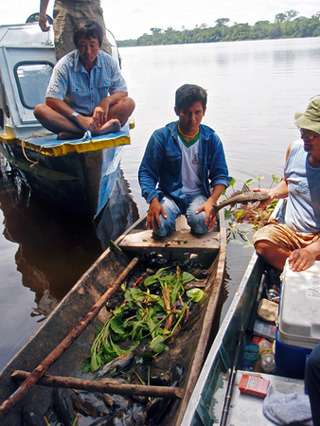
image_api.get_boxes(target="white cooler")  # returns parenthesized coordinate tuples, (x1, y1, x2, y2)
(275, 260, 320, 378)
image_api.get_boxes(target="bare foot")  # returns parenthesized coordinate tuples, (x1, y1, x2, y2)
(57, 131, 82, 140)
(93, 119, 121, 135)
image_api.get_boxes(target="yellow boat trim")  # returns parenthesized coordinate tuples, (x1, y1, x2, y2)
(0, 133, 130, 157)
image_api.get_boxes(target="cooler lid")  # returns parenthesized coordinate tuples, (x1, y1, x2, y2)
(278, 260, 320, 349)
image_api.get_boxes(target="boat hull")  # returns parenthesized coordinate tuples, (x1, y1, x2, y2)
(0, 210, 226, 425)
(0, 132, 129, 217)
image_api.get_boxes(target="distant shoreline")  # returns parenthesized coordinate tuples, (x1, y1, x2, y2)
(116, 11, 320, 47)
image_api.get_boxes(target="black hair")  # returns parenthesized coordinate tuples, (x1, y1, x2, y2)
(175, 84, 207, 111)
(73, 21, 103, 48)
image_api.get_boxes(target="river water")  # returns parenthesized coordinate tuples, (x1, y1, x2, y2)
(1, 37, 320, 371)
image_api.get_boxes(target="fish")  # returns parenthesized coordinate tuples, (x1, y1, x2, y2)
(214, 186, 270, 212)
(94, 352, 135, 379)
(70, 390, 112, 417)
(52, 387, 77, 426)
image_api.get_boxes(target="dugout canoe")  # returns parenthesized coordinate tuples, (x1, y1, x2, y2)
(0, 16, 131, 218)
(0, 207, 226, 425)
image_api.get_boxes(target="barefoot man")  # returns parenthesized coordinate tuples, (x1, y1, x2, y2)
(34, 21, 135, 140)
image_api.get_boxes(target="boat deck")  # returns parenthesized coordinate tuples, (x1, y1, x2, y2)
(17, 125, 130, 156)
(213, 370, 305, 425)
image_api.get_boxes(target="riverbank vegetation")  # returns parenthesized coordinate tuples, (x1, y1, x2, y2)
(118, 10, 320, 47)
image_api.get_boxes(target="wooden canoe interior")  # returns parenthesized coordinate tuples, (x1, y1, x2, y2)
(0, 213, 226, 426)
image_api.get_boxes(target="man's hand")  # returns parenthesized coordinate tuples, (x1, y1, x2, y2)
(147, 197, 167, 230)
(288, 248, 316, 272)
(196, 199, 217, 230)
(253, 188, 272, 208)
(39, 13, 50, 32)
(93, 104, 109, 128)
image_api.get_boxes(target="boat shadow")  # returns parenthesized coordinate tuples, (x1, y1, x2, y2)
(0, 156, 139, 319)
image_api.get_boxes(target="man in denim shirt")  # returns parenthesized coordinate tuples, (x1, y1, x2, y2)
(34, 21, 135, 140)
(138, 84, 231, 237)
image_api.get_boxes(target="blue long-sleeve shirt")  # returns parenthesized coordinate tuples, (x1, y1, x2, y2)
(138, 121, 231, 212)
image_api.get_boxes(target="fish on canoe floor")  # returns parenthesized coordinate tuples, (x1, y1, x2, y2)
(214, 188, 271, 212)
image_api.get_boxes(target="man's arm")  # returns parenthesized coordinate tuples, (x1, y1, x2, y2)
(39, 0, 50, 32)
(254, 142, 293, 207)
(45, 98, 94, 132)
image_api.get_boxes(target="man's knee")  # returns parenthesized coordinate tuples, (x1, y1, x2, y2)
(33, 104, 47, 120)
(188, 211, 208, 235)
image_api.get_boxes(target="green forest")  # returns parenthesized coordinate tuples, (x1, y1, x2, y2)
(117, 10, 320, 47)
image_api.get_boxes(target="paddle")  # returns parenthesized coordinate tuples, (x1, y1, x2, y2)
(0, 256, 139, 420)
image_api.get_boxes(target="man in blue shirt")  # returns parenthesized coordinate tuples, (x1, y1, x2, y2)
(138, 84, 231, 237)
(34, 21, 135, 140)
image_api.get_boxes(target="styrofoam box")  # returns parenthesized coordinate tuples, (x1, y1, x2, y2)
(278, 259, 320, 349)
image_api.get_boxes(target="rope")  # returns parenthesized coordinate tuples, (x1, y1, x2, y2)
(21, 132, 53, 168)
(20, 130, 92, 167)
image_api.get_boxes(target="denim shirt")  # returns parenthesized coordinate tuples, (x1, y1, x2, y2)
(138, 121, 231, 211)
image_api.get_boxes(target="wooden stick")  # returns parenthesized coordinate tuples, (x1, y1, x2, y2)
(0, 257, 139, 420)
(11, 370, 184, 399)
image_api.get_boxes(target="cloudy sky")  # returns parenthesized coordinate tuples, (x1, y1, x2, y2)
(1, 0, 320, 40)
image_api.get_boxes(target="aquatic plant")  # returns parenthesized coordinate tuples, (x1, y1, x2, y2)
(85, 266, 204, 373)
(224, 174, 281, 244)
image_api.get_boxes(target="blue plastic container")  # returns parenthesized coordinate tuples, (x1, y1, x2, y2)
(275, 261, 320, 379)
(275, 330, 312, 379)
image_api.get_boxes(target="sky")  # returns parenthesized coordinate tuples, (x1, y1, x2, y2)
(1, 0, 320, 40)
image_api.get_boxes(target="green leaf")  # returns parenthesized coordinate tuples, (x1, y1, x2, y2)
(235, 210, 245, 220)
(229, 177, 236, 188)
(186, 288, 204, 302)
(110, 317, 126, 335)
(180, 271, 195, 284)
(149, 335, 169, 354)
(224, 210, 233, 220)
(125, 288, 145, 305)
(245, 178, 255, 187)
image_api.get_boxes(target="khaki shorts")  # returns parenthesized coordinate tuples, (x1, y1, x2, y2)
(53, 0, 112, 60)
(252, 218, 320, 250)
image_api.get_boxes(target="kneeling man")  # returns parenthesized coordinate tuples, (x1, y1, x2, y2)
(138, 84, 231, 237)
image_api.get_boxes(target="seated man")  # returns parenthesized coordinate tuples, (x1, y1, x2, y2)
(34, 21, 135, 140)
(253, 94, 320, 272)
(138, 84, 231, 237)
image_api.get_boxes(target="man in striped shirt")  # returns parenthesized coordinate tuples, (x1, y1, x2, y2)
(34, 21, 135, 140)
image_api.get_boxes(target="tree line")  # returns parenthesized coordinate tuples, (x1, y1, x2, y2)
(117, 10, 320, 47)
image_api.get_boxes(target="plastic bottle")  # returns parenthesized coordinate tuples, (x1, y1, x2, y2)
(241, 337, 260, 371)
(267, 285, 279, 302)
(258, 338, 276, 374)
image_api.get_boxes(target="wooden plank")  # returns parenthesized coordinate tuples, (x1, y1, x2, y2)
(119, 215, 220, 252)
(119, 229, 220, 252)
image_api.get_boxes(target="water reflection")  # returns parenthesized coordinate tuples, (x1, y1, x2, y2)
(0, 156, 138, 318)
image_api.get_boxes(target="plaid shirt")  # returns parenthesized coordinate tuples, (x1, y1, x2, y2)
(46, 50, 128, 115)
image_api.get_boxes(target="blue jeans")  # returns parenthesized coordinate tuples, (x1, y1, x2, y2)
(154, 194, 209, 237)
(305, 344, 320, 425)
